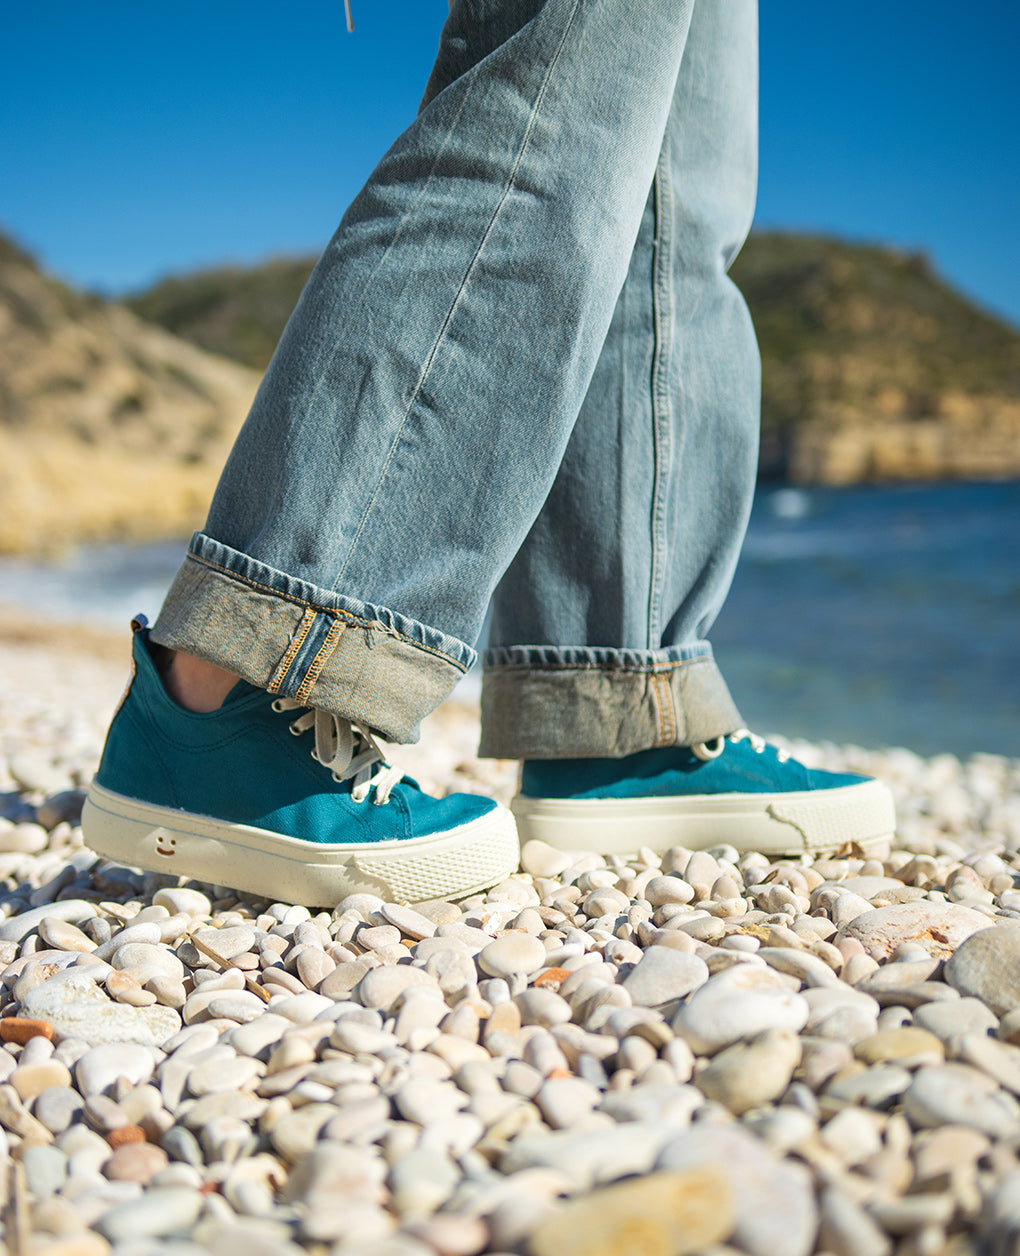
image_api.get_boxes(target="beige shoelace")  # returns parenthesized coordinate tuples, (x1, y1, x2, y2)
(272, 698, 403, 804)
(691, 728, 790, 763)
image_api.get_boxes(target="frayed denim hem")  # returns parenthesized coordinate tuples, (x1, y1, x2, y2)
(478, 645, 742, 758)
(151, 536, 472, 744)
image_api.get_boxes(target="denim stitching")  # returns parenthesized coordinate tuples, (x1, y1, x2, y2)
(648, 137, 674, 646)
(267, 608, 317, 695)
(482, 656, 712, 676)
(296, 618, 347, 706)
(334, 0, 584, 582)
(652, 670, 676, 746)
(184, 553, 467, 671)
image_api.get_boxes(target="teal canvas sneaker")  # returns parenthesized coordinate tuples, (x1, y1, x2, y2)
(83, 620, 519, 906)
(513, 730, 895, 857)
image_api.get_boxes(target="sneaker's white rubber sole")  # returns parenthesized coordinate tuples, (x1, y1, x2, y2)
(511, 777, 895, 858)
(83, 782, 520, 907)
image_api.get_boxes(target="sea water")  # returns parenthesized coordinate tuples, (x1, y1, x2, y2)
(0, 481, 1016, 758)
(710, 480, 1019, 757)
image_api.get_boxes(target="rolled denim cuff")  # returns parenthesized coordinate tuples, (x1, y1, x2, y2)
(151, 533, 473, 744)
(478, 644, 742, 758)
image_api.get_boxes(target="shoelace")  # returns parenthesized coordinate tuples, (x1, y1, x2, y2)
(690, 727, 789, 763)
(271, 698, 404, 804)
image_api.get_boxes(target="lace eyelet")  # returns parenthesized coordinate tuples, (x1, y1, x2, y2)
(692, 736, 725, 762)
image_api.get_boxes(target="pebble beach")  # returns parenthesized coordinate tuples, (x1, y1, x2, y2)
(2, 628, 1020, 1256)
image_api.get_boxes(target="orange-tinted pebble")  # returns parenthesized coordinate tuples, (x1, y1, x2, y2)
(105, 1125, 147, 1149)
(533, 968, 571, 988)
(546, 1068, 572, 1080)
(0, 1017, 55, 1045)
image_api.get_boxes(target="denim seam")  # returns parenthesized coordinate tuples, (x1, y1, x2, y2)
(482, 656, 713, 676)
(333, 0, 584, 585)
(184, 552, 467, 672)
(296, 619, 347, 706)
(648, 137, 674, 646)
(267, 608, 317, 696)
(652, 670, 676, 745)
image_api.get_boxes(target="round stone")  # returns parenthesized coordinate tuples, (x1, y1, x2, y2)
(621, 947, 709, 1008)
(379, 903, 438, 940)
(0, 822, 49, 854)
(801, 986, 880, 1044)
(903, 1064, 1020, 1138)
(657, 1123, 818, 1256)
(520, 840, 574, 879)
(673, 965, 808, 1055)
(111, 943, 185, 981)
(529, 1167, 734, 1256)
(838, 901, 994, 961)
(106, 970, 157, 1007)
(269, 1103, 338, 1163)
(21, 1144, 68, 1197)
(75, 1043, 155, 1097)
(356, 964, 439, 1011)
(34, 1085, 85, 1134)
(515, 988, 573, 1028)
(20, 967, 182, 1048)
(103, 1141, 169, 1183)
(644, 876, 696, 908)
(694, 1028, 802, 1115)
(536, 1077, 600, 1129)
(192, 926, 256, 960)
(38, 918, 95, 953)
(11, 1058, 72, 1100)
(0, 900, 97, 944)
(296, 948, 336, 990)
(944, 926, 1020, 1016)
(854, 1027, 945, 1066)
(152, 888, 212, 917)
(913, 996, 998, 1041)
(478, 934, 547, 979)
(94, 1187, 203, 1241)
(187, 1053, 262, 1096)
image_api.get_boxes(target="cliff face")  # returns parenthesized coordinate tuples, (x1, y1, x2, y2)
(0, 236, 259, 555)
(730, 234, 1020, 483)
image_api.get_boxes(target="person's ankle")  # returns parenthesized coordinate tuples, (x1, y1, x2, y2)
(153, 646, 240, 713)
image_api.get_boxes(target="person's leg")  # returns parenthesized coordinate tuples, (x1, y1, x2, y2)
(149, 0, 701, 744)
(481, 0, 895, 856)
(84, 0, 710, 903)
(482, 0, 758, 759)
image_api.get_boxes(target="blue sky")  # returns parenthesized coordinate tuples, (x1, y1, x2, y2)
(3, 0, 1017, 325)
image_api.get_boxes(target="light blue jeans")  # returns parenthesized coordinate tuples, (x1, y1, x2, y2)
(152, 0, 759, 759)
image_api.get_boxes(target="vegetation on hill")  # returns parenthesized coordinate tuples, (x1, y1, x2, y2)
(125, 257, 316, 372)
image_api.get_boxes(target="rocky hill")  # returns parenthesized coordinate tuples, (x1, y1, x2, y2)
(0, 235, 259, 555)
(729, 234, 1020, 482)
(128, 233, 1020, 486)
